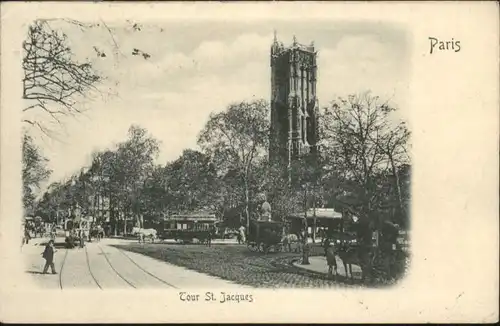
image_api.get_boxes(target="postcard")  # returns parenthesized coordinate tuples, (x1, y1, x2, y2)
(0, 1, 498, 323)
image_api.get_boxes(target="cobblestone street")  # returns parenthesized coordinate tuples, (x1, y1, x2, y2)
(115, 242, 360, 289)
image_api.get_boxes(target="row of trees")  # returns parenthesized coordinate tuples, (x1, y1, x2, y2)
(32, 93, 411, 234)
(22, 134, 52, 215)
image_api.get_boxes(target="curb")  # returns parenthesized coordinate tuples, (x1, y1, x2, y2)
(291, 260, 330, 277)
(271, 256, 376, 288)
(289, 258, 334, 280)
(269, 256, 335, 282)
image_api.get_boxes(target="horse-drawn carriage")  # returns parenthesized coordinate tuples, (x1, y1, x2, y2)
(63, 216, 92, 248)
(246, 219, 287, 253)
(159, 212, 217, 244)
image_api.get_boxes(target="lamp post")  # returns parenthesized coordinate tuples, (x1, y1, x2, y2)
(312, 184, 317, 244)
(301, 183, 310, 265)
(69, 178, 77, 231)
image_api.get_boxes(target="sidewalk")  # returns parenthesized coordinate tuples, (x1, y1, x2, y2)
(292, 255, 362, 279)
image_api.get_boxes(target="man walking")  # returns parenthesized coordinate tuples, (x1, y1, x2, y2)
(42, 240, 57, 274)
(207, 225, 214, 247)
(238, 225, 246, 244)
(24, 225, 31, 245)
(79, 229, 85, 248)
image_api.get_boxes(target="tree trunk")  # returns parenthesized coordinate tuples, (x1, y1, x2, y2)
(135, 212, 141, 228)
(111, 196, 117, 237)
(244, 177, 250, 230)
(389, 155, 405, 221)
(123, 209, 127, 236)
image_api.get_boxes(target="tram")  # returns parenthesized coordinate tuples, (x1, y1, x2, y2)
(160, 211, 218, 244)
(63, 206, 92, 248)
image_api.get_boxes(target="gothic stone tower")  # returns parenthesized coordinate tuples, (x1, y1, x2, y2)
(270, 34, 319, 181)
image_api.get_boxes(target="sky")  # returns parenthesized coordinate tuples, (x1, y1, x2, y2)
(24, 19, 410, 193)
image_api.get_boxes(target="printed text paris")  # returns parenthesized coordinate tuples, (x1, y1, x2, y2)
(429, 37, 461, 54)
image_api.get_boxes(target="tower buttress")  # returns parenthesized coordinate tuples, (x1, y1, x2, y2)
(270, 35, 319, 182)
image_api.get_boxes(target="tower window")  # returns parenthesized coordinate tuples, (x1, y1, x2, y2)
(306, 116, 312, 144)
(301, 116, 305, 143)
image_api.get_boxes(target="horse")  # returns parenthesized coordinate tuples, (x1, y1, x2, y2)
(133, 227, 157, 244)
(336, 241, 374, 284)
(282, 233, 301, 253)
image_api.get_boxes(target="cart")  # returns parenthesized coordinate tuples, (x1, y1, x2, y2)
(246, 219, 285, 254)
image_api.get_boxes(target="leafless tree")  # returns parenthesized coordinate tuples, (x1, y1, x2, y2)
(22, 19, 153, 138)
(321, 92, 410, 223)
(22, 20, 101, 136)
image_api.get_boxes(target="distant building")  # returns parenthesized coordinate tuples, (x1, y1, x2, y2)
(269, 33, 320, 180)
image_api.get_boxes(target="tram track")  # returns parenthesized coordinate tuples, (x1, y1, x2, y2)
(97, 243, 137, 288)
(96, 243, 178, 289)
(85, 245, 102, 290)
(58, 241, 178, 289)
(117, 247, 178, 289)
(58, 249, 69, 290)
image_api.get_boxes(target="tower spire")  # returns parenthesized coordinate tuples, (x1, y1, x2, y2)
(293, 35, 297, 46)
(273, 29, 277, 43)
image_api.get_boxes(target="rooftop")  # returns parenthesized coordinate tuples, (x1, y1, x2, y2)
(272, 33, 316, 54)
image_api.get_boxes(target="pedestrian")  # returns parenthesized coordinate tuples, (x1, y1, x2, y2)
(42, 240, 57, 274)
(79, 229, 85, 248)
(96, 225, 102, 242)
(238, 225, 246, 244)
(24, 226, 31, 244)
(50, 224, 56, 241)
(322, 237, 331, 257)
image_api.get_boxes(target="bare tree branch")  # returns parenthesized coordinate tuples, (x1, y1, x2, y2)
(22, 20, 101, 136)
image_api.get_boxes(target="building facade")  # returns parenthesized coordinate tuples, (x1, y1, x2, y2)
(269, 34, 319, 179)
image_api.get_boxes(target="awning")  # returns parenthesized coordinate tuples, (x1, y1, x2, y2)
(251, 220, 285, 225)
(288, 208, 342, 219)
(165, 211, 218, 222)
(167, 217, 218, 222)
